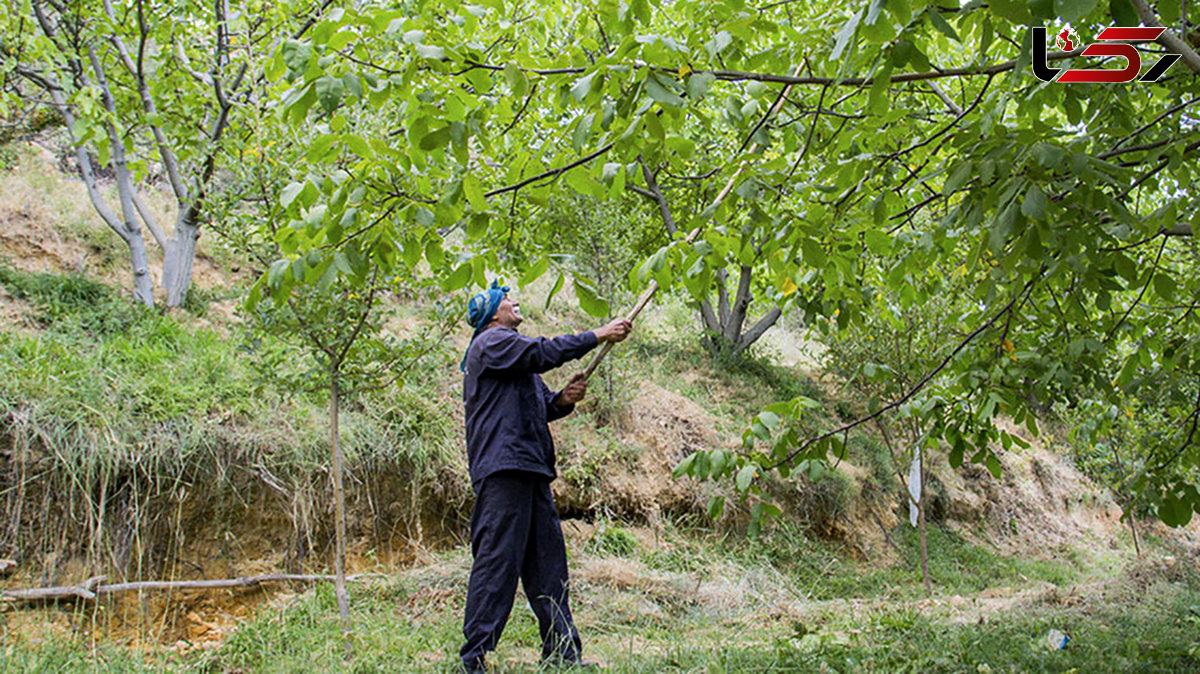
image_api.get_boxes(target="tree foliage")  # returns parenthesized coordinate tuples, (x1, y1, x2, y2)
(253, 0, 1198, 528)
(6, 0, 1197, 529)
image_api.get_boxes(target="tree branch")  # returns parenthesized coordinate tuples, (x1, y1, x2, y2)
(484, 142, 613, 198)
(456, 47, 1085, 91)
(1100, 136, 1185, 159)
(927, 81, 963, 116)
(1131, 0, 1200, 73)
(736, 307, 782, 353)
(725, 264, 754, 342)
(768, 273, 1042, 471)
(131, 191, 168, 250)
(2, 574, 368, 604)
(104, 0, 188, 203)
(1107, 95, 1200, 154)
(1106, 235, 1168, 341)
(1153, 378, 1200, 472)
(639, 160, 678, 236)
(42, 84, 128, 241)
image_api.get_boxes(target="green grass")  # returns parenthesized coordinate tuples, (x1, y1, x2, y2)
(709, 519, 1085, 602)
(3, 544, 1195, 673)
(0, 265, 471, 585)
(622, 333, 827, 429)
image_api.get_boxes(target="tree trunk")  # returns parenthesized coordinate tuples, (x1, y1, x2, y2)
(723, 265, 754, 343)
(732, 307, 783, 356)
(164, 215, 201, 307)
(1127, 501, 1142, 558)
(918, 455, 932, 598)
(330, 373, 352, 659)
(124, 228, 155, 307)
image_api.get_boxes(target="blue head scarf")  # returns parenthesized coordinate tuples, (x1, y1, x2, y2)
(460, 280, 510, 372)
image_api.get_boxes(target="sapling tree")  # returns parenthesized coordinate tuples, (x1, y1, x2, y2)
(818, 263, 977, 597)
(245, 258, 454, 654)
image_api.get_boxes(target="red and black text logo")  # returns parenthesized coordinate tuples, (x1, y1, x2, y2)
(1031, 26, 1182, 83)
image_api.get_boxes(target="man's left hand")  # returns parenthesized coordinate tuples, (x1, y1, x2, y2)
(555, 373, 588, 406)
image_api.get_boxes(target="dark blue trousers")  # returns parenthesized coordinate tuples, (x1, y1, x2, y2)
(460, 471, 582, 669)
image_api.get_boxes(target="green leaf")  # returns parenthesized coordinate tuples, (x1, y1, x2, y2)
(864, 0, 887, 25)
(503, 62, 528, 98)
(868, 68, 891, 115)
(687, 72, 715, 101)
(736, 464, 756, 493)
(1109, 0, 1139, 25)
(463, 174, 487, 211)
(710, 450, 728, 477)
(315, 76, 344, 113)
(267, 258, 290, 289)
(316, 261, 339, 292)
(666, 135, 694, 158)
(416, 44, 445, 60)
(341, 73, 363, 101)
(645, 73, 684, 107)
(985, 453, 1002, 478)
(748, 502, 764, 538)
(943, 162, 972, 195)
(419, 125, 451, 151)
(864, 229, 892, 254)
(1056, 0, 1100, 20)
(705, 31, 733, 58)
(570, 72, 597, 102)
(574, 278, 610, 317)
(520, 257, 549, 287)
(342, 134, 372, 159)
(545, 273, 565, 309)
(989, 0, 1031, 23)
(927, 9, 960, 42)
(306, 134, 338, 162)
(281, 39, 312, 77)
(425, 240, 445, 267)
(1153, 273, 1176, 301)
(673, 453, 696, 478)
(1021, 185, 1047, 220)
(280, 182, 304, 208)
(707, 495, 725, 520)
(831, 13, 861, 61)
(565, 170, 604, 198)
(446, 263, 472, 290)
(1158, 0, 1181, 24)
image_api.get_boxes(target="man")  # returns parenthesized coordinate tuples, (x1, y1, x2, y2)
(459, 281, 632, 673)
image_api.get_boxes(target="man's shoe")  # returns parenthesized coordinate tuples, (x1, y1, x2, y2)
(459, 659, 487, 674)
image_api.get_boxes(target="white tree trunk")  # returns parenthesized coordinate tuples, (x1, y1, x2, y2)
(164, 216, 201, 307)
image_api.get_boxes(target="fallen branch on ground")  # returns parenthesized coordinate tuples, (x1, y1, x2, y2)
(1, 573, 369, 605)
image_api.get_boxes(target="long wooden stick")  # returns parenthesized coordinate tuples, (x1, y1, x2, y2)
(582, 64, 807, 380)
(1, 573, 368, 605)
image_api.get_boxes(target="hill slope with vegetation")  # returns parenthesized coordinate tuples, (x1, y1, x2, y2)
(1, 143, 1198, 671)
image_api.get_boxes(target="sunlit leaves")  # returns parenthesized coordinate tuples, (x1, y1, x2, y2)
(223, 0, 1200, 532)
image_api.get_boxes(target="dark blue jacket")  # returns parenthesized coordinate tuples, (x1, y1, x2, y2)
(462, 326, 599, 486)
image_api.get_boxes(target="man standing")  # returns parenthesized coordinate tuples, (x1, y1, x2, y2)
(459, 282, 632, 672)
